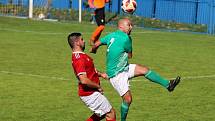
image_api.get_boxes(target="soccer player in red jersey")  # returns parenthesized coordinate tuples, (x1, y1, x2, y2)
(68, 32, 116, 121)
(88, 0, 109, 45)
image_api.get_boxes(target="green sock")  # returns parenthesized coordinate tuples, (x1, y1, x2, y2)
(121, 101, 129, 121)
(145, 70, 169, 88)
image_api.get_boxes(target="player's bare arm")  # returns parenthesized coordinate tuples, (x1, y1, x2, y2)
(95, 68, 109, 80)
(128, 52, 132, 58)
(78, 74, 103, 93)
(90, 40, 102, 53)
(97, 71, 109, 80)
(88, 0, 94, 8)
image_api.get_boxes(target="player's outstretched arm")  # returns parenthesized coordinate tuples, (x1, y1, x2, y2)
(89, 40, 102, 54)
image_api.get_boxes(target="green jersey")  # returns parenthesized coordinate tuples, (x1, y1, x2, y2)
(100, 30, 132, 78)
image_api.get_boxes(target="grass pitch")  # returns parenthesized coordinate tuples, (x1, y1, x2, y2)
(0, 16, 215, 121)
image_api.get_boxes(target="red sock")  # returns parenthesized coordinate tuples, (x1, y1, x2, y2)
(86, 114, 100, 121)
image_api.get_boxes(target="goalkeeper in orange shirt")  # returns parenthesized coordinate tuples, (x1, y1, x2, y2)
(88, 0, 109, 45)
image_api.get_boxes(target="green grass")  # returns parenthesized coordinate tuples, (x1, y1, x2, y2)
(0, 16, 215, 121)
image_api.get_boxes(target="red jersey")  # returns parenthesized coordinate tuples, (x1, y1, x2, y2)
(71, 52, 100, 96)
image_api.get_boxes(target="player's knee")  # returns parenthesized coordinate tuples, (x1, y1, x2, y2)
(123, 95, 132, 105)
(99, 25, 105, 30)
(136, 64, 149, 75)
(106, 108, 116, 120)
(126, 97, 132, 105)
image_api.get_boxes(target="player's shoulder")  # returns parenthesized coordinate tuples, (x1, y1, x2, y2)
(115, 30, 129, 38)
(115, 30, 125, 34)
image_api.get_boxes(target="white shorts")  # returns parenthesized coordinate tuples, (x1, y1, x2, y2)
(80, 92, 112, 117)
(110, 64, 136, 96)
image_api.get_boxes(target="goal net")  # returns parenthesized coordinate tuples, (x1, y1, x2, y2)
(0, 0, 82, 22)
(0, 0, 29, 17)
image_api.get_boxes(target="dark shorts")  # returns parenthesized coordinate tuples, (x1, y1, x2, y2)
(95, 7, 105, 26)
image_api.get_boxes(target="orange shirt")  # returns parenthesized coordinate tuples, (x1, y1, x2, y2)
(89, 0, 108, 9)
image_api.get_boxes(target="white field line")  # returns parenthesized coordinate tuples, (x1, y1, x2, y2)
(0, 28, 65, 35)
(0, 28, 155, 35)
(1, 70, 215, 82)
(0, 70, 70, 81)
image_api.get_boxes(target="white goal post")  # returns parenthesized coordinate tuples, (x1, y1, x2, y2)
(29, 0, 33, 18)
(79, 0, 82, 23)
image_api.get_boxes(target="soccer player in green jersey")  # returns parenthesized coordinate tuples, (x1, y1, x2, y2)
(90, 18, 181, 121)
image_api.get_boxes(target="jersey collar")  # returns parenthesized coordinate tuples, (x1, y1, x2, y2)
(72, 51, 85, 54)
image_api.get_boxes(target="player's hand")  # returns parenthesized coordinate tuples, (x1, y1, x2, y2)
(98, 87, 104, 94)
(89, 3, 95, 8)
(90, 41, 101, 54)
(89, 45, 98, 54)
(105, 0, 110, 3)
(100, 73, 109, 80)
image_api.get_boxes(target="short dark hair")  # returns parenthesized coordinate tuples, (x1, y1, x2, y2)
(67, 32, 82, 49)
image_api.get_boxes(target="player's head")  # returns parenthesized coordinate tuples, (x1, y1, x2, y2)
(117, 18, 133, 35)
(68, 32, 85, 51)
